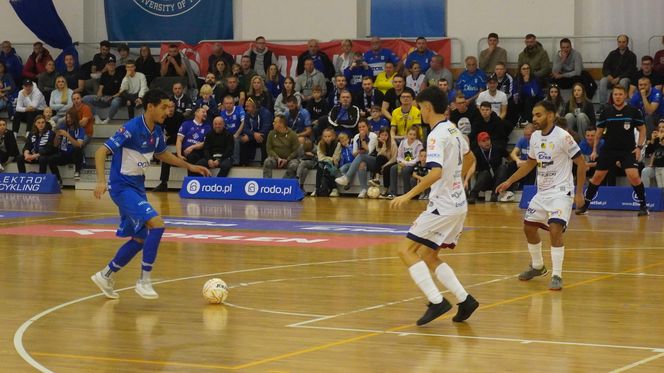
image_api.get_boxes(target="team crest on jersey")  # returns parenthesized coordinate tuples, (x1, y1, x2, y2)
(624, 122, 631, 130)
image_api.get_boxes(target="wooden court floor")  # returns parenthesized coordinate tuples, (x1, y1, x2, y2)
(1, 190, 664, 372)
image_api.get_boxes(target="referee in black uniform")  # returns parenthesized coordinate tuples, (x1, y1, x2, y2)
(576, 85, 649, 216)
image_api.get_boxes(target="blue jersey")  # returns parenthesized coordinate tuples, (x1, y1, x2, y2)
(364, 48, 400, 76)
(630, 88, 664, 116)
(456, 70, 487, 99)
(287, 108, 311, 133)
(219, 106, 246, 133)
(340, 145, 355, 166)
(104, 116, 167, 193)
(344, 65, 373, 95)
(178, 119, 210, 151)
(368, 117, 389, 133)
(405, 49, 436, 72)
(58, 125, 86, 154)
(515, 136, 530, 160)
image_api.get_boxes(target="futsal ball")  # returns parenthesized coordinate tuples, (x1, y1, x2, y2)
(202, 278, 229, 304)
(367, 186, 381, 199)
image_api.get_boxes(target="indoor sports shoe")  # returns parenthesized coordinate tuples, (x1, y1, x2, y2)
(453, 294, 479, 322)
(357, 189, 367, 199)
(638, 207, 649, 217)
(549, 275, 563, 291)
(329, 188, 339, 197)
(335, 175, 349, 186)
(518, 264, 548, 281)
(91, 272, 119, 299)
(417, 298, 452, 326)
(135, 279, 159, 299)
(575, 202, 590, 215)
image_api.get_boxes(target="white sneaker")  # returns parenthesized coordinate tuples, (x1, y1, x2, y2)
(499, 191, 515, 202)
(74, 171, 80, 180)
(91, 272, 119, 299)
(335, 175, 349, 186)
(309, 190, 317, 197)
(100, 118, 110, 125)
(94, 114, 102, 123)
(135, 279, 159, 299)
(329, 188, 339, 197)
(358, 189, 367, 199)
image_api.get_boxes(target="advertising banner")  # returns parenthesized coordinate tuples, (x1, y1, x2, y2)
(179, 177, 304, 201)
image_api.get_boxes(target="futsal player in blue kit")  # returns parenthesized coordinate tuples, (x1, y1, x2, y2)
(91, 89, 210, 300)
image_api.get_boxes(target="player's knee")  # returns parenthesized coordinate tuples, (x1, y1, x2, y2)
(397, 243, 417, 258)
(146, 216, 165, 229)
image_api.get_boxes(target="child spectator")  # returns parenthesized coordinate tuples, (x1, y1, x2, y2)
(383, 126, 423, 198)
(337, 132, 354, 177)
(411, 149, 430, 199)
(306, 85, 329, 134)
(42, 107, 56, 129)
(312, 128, 341, 197)
(0, 119, 18, 172)
(193, 84, 219, 124)
(296, 138, 317, 190)
(367, 105, 389, 134)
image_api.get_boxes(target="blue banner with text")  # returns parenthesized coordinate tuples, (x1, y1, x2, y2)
(519, 185, 663, 211)
(0, 174, 61, 194)
(179, 177, 304, 201)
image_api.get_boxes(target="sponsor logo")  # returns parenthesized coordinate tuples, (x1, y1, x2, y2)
(186, 179, 201, 194)
(245, 181, 259, 196)
(136, 161, 150, 168)
(537, 152, 551, 160)
(132, 0, 202, 17)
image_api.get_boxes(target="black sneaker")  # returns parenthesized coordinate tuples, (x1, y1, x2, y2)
(638, 207, 649, 217)
(518, 264, 548, 281)
(490, 193, 498, 202)
(575, 202, 589, 215)
(453, 294, 479, 322)
(467, 195, 477, 204)
(152, 182, 168, 192)
(416, 298, 452, 326)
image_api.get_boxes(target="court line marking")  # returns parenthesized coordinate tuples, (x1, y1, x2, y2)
(609, 352, 664, 373)
(30, 352, 235, 370)
(0, 213, 107, 227)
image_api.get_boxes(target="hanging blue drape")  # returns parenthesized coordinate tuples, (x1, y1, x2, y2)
(371, 0, 446, 37)
(10, 0, 78, 70)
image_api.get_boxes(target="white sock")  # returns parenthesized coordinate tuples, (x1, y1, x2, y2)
(551, 246, 565, 277)
(140, 270, 151, 281)
(408, 261, 443, 304)
(528, 242, 544, 269)
(102, 266, 114, 278)
(434, 263, 468, 303)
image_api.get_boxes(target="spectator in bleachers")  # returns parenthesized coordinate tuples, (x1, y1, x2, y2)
(238, 55, 258, 93)
(405, 61, 425, 96)
(219, 95, 245, 164)
(245, 36, 276, 78)
(193, 84, 219, 124)
(564, 82, 596, 136)
(312, 127, 341, 197)
(69, 92, 94, 143)
(136, 45, 160, 87)
(344, 52, 372, 97)
(642, 120, 664, 187)
(83, 56, 123, 124)
(374, 61, 396, 94)
(479, 33, 507, 75)
(390, 89, 422, 143)
(545, 84, 565, 116)
(412, 149, 432, 199)
(212, 60, 231, 87)
(91, 40, 113, 76)
(578, 127, 604, 178)
(364, 36, 400, 77)
(199, 115, 233, 177)
(630, 77, 664, 133)
(383, 126, 423, 199)
(49, 76, 73, 122)
(295, 58, 327, 103)
(231, 63, 241, 76)
(22, 42, 53, 81)
(436, 78, 456, 107)
(368, 127, 398, 190)
(118, 60, 148, 119)
(247, 75, 274, 112)
(327, 75, 347, 108)
(274, 76, 300, 116)
(507, 122, 536, 186)
(423, 55, 453, 90)
(37, 60, 57, 104)
(221, 75, 246, 107)
(354, 76, 384, 119)
(654, 37, 664, 76)
(240, 97, 272, 165)
(368, 105, 389, 134)
(598, 34, 637, 105)
(629, 56, 663, 97)
(306, 85, 329, 132)
(263, 114, 300, 179)
(59, 54, 85, 95)
(517, 34, 551, 83)
(171, 82, 193, 119)
(51, 108, 85, 182)
(161, 100, 183, 146)
(334, 120, 378, 198)
(202, 73, 224, 102)
(471, 101, 508, 152)
(450, 94, 480, 140)
(13, 80, 46, 135)
(116, 43, 131, 70)
(208, 44, 234, 75)
(513, 63, 543, 123)
(335, 39, 354, 76)
(467, 131, 510, 203)
(476, 77, 508, 120)
(551, 38, 584, 89)
(336, 132, 354, 175)
(265, 64, 284, 100)
(404, 37, 436, 73)
(455, 56, 486, 103)
(325, 90, 360, 137)
(0, 41, 23, 85)
(296, 39, 335, 80)
(42, 107, 56, 129)
(0, 62, 15, 115)
(492, 62, 516, 122)
(381, 75, 414, 121)
(0, 119, 18, 172)
(296, 138, 317, 190)
(160, 43, 186, 78)
(16, 115, 55, 175)
(285, 95, 312, 141)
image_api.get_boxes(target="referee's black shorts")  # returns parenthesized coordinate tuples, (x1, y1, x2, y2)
(596, 150, 638, 170)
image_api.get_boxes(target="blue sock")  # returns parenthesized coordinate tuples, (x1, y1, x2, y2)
(106, 239, 143, 275)
(141, 227, 165, 275)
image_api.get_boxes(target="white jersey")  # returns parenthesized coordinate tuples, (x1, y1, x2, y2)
(425, 120, 468, 215)
(528, 126, 581, 198)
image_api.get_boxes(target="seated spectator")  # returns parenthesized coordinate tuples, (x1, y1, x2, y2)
(324, 90, 360, 137)
(327, 75, 347, 108)
(353, 76, 384, 118)
(295, 58, 327, 102)
(642, 120, 664, 187)
(405, 61, 425, 96)
(424, 55, 453, 89)
(198, 116, 234, 177)
(343, 52, 372, 96)
(171, 82, 193, 119)
(599, 34, 636, 104)
(492, 62, 517, 123)
(390, 90, 422, 142)
(284, 96, 312, 141)
(471, 102, 508, 151)
(245, 36, 276, 78)
(0, 41, 23, 85)
(311, 128, 341, 197)
(274, 76, 302, 116)
(49, 76, 73, 122)
(513, 63, 543, 123)
(545, 84, 565, 117)
(564, 83, 596, 135)
(334, 119, 378, 196)
(238, 55, 258, 93)
(220, 75, 246, 107)
(369, 127, 397, 188)
(200, 72, 222, 99)
(517, 34, 551, 83)
(23, 42, 53, 81)
(161, 100, 183, 146)
(240, 98, 273, 165)
(455, 56, 486, 103)
(364, 36, 400, 77)
(0, 61, 16, 115)
(59, 54, 85, 95)
(296, 39, 335, 80)
(211, 59, 231, 88)
(381, 75, 415, 121)
(412, 149, 432, 199)
(37, 60, 57, 103)
(336, 132, 354, 177)
(404, 37, 436, 72)
(449, 94, 480, 134)
(16, 115, 56, 175)
(136, 45, 160, 87)
(368, 105, 389, 133)
(374, 61, 396, 94)
(479, 33, 508, 75)
(467, 131, 510, 203)
(263, 115, 300, 179)
(118, 60, 149, 119)
(0, 119, 18, 171)
(247, 75, 274, 112)
(13, 80, 46, 134)
(115, 43, 131, 72)
(507, 123, 536, 187)
(193, 84, 219, 124)
(43, 107, 57, 129)
(476, 77, 508, 120)
(655, 36, 664, 76)
(91, 40, 113, 76)
(551, 38, 584, 89)
(208, 43, 234, 75)
(436, 78, 456, 106)
(219, 95, 245, 164)
(383, 126, 423, 198)
(335, 39, 354, 76)
(51, 108, 86, 182)
(83, 56, 123, 124)
(306, 85, 330, 132)
(296, 138, 317, 190)
(630, 77, 664, 133)
(265, 63, 284, 100)
(629, 56, 664, 96)
(69, 92, 94, 143)
(160, 43, 186, 77)
(578, 127, 604, 178)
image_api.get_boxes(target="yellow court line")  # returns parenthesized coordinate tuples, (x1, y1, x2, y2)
(32, 352, 235, 370)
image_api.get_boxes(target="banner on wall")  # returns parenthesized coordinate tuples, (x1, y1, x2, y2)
(179, 177, 305, 201)
(519, 185, 664, 211)
(160, 39, 452, 78)
(104, 0, 233, 44)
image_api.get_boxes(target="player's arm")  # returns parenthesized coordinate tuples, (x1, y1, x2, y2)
(391, 167, 441, 208)
(572, 154, 587, 207)
(155, 151, 211, 176)
(496, 158, 538, 193)
(94, 146, 111, 199)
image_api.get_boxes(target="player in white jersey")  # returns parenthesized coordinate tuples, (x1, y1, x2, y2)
(497, 100, 587, 290)
(390, 87, 479, 325)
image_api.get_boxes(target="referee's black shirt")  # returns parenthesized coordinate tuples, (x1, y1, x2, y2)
(597, 104, 644, 152)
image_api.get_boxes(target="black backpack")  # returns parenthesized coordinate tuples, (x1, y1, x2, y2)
(315, 162, 336, 197)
